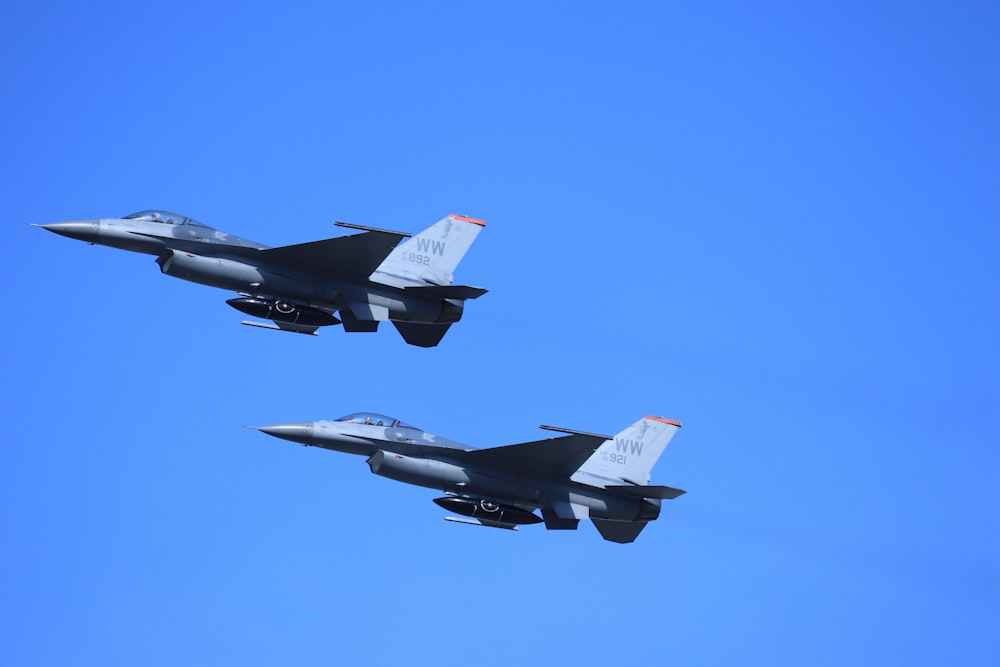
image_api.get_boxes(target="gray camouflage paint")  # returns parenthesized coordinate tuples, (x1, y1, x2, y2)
(37, 209, 486, 347)
(253, 412, 685, 543)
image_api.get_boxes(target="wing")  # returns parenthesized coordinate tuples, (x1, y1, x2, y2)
(461, 433, 609, 478)
(258, 230, 406, 280)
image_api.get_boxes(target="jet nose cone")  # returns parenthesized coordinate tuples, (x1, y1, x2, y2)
(252, 422, 315, 446)
(38, 220, 100, 243)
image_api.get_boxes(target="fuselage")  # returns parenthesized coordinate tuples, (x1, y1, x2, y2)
(257, 414, 658, 523)
(41, 211, 458, 325)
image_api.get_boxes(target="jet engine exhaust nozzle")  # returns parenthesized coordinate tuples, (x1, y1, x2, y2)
(438, 300, 464, 324)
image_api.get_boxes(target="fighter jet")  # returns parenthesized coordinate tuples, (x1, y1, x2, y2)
(253, 412, 685, 543)
(35, 210, 487, 347)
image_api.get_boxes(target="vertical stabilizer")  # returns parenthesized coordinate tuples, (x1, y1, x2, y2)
(571, 416, 681, 486)
(371, 214, 485, 287)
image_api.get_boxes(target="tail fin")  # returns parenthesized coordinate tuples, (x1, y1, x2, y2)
(571, 416, 681, 486)
(371, 214, 485, 287)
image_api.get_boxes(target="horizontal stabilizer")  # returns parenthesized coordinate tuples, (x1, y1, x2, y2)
(444, 516, 519, 531)
(239, 320, 319, 336)
(404, 285, 488, 300)
(605, 485, 686, 500)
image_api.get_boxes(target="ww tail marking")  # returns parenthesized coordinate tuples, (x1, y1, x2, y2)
(416, 238, 446, 256)
(615, 438, 645, 455)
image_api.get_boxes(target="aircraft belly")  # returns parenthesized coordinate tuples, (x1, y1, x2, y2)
(461, 470, 538, 505)
(586, 493, 647, 521)
(243, 262, 328, 301)
(456, 479, 636, 519)
(367, 451, 472, 490)
(159, 252, 265, 291)
(157, 250, 326, 301)
(344, 287, 444, 324)
(542, 486, 646, 522)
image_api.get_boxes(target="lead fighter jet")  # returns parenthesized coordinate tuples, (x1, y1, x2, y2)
(36, 210, 487, 347)
(253, 413, 685, 543)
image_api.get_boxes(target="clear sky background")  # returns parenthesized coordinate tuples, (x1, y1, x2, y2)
(3, 2, 998, 665)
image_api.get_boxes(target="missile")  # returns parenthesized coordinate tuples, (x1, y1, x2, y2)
(444, 516, 518, 530)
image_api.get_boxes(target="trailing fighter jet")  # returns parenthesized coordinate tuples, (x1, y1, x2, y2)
(35, 210, 487, 347)
(253, 413, 685, 543)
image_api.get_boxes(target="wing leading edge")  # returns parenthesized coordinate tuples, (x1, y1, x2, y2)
(258, 230, 407, 279)
(461, 433, 609, 477)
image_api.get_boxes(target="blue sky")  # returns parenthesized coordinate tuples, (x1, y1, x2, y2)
(3, 1, 998, 665)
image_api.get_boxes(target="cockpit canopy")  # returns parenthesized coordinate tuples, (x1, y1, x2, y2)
(124, 210, 211, 228)
(335, 413, 419, 429)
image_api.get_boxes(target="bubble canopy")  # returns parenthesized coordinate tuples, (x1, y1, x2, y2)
(334, 413, 420, 429)
(123, 210, 210, 228)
